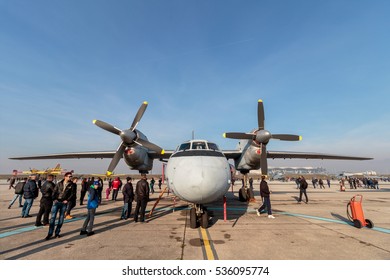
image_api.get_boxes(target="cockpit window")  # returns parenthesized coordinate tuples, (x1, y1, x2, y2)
(178, 143, 191, 151)
(191, 141, 207, 150)
(207, 142, 219, 151)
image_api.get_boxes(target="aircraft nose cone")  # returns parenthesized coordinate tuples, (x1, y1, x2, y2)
(167, 156, 230, 204)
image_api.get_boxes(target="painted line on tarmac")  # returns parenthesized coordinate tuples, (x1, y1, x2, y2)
(278, 212, 390, 234)
(199, 227, 219, 260)
(207, 207, 390, 234)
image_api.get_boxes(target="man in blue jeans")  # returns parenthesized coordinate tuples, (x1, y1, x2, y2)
(21, 174, 38, 218)
(256, 176, 275, 219)
(45, 172, 74, 240)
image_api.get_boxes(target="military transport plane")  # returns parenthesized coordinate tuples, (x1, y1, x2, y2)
(10, 100, 372, 228)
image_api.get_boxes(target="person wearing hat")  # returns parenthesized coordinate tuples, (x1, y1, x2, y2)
(133, 174, 149, 223)
(120, 177, 134, 220)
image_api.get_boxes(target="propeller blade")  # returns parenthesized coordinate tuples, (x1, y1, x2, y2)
(260, 144, 268, 176)
(223, 132, 254, 140)
(136, 138, 165, 154)
(130, 101, 148, 131)
(272, 134, 302, 141)
(107, 142, 126, 175)
(93, 120, 121, 135)
(258, 99, 265, 130)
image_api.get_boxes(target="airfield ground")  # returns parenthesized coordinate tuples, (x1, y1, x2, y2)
(1, 179, 389, 260)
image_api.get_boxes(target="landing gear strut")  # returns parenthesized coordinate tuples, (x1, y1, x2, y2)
(238, 172, 255, 202)
(189, 204, 209, 229)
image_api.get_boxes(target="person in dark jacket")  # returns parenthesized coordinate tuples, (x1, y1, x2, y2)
(8, 178, 26, 209)
(298, 176, 309, 203)
(133, 174, 149, 223)
(256, 176, 275, 219)
(65, 176, 78, 219)
(80, 180, 99, 236)
(45, 172, 74, 240)
(21, 174, 38, 218)
(35, 174, 55, 226)
(121, 177, 134, 220)
(79, 178, 88, 205)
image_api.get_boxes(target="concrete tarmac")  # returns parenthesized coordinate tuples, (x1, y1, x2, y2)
(1, 180, 389, 260)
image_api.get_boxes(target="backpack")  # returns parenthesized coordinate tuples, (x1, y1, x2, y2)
(14, 181, 25, 194)
(302, 181, 308, 189)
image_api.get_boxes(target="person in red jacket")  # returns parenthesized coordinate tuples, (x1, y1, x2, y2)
(111, 177, 122, 201)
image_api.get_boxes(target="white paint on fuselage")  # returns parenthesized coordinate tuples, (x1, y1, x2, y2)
(166, 153, 231, 204)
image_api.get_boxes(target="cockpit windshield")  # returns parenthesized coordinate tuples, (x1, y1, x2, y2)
(177, 141, 220, 152)
(192, 141, 207, 150)
(178, 143, 191, 151)
(207, 142, 219, 151)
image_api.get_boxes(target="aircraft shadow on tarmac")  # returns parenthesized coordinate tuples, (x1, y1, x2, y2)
(204, 189, 250, 227)
(2, 207, 134, 260)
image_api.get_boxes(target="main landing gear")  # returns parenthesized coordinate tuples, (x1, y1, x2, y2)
(189, 204, 209, 229)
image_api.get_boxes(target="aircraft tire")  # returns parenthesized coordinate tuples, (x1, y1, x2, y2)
(239, 187, 247, 202)
(365, 219, 374, 228)
(353, 219, 362, 228)
(190, 208, 198, 229)
(201, 211, 209, 229)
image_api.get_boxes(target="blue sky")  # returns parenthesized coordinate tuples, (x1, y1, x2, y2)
(1, 0, 389, 175)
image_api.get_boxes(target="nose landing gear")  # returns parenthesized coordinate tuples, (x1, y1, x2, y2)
(189, 204, 209, 229)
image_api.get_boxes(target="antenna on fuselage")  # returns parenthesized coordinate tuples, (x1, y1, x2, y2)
(192, 130, 195, 140)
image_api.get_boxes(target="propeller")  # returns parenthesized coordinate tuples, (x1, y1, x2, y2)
(223, 99, 302, 176)
(93, 101, 164, 176)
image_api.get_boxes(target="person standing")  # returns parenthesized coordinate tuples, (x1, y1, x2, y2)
(65, 177, 78, 219)
(298, 176, 309, 203)
(8, 178, 26, 209)
(121, 177, 134, 220)
(134, 174, 149, 223)
(149, 177, 155, 194)
(327, 178, 331, 188)
(256, 176, 275, 219)
(80, 178, 88, 205)
(97, 177, 104, 204)
(158, 177, 162, 190)
(111, 177, 122, 201)
(35, 174, 55, 226)
(80, 181, 99, 236)
(8, 176, 16, 190)
(21, 174, 38, 218)
(45, 172, 74, 240)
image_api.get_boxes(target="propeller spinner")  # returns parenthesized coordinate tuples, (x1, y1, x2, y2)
(93, 101, 164, 176)
(223, 99, 301, 176)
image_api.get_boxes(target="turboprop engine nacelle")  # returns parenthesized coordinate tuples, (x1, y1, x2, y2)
(123, 146, 153, 172)
(235, 142, 262, 171)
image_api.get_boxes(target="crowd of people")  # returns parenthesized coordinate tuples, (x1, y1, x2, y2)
(7, 173, 160, 240)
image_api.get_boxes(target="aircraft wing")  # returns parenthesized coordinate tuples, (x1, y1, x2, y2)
(222, 150, 243, 160)
(10, 150, 176, 160)
(221, 150, 372, 161)
(9, 151, 116, 160)
(266, 151, 373, 160)
(148, 150, 175, 160)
